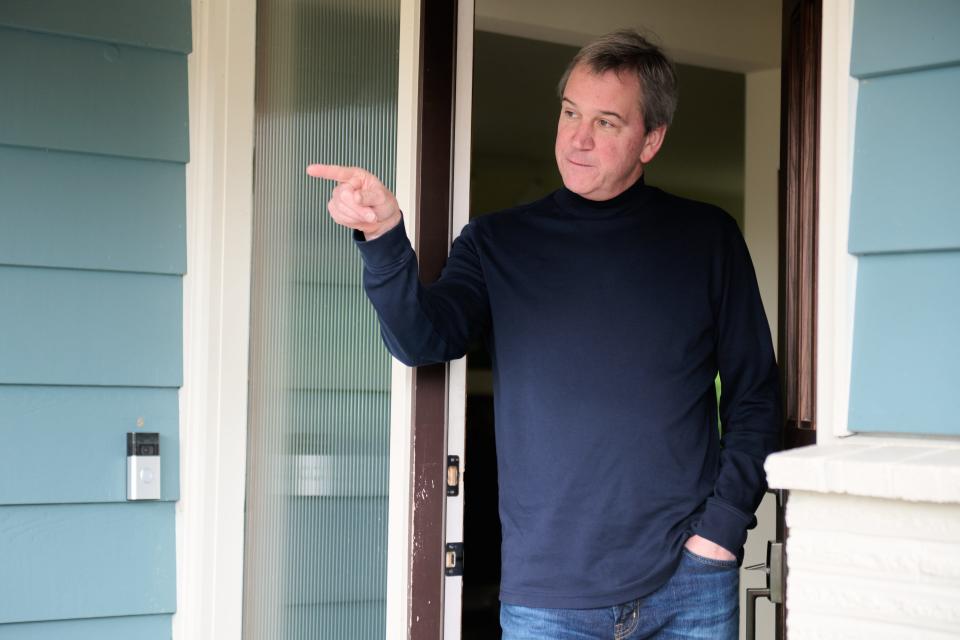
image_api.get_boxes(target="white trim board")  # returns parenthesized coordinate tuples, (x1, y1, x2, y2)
(817, 0, 858, 442)
(175, 0, 256, 638)
(442, 1, 475, 637)
(386, 0, 421, 636)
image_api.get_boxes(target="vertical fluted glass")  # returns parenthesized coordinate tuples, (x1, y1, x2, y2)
(243, 1, 399, 638)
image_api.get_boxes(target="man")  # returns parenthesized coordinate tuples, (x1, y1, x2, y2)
(308, 30, 779, 640)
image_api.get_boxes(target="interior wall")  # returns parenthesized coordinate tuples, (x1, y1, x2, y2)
(744, 69, 781, 345)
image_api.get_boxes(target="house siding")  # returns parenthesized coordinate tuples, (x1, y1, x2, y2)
(847, 0, 960, 435)
(0, 3, 189, 637)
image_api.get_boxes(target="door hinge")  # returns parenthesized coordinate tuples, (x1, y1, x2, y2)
(444, 542, 464, 576)
(446, 455, 460, 496)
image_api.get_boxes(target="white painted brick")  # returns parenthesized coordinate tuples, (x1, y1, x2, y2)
(786, 528, 960, 583)
(788, 612, 960, 640)
(788, 569, 960, 633)
(786, 492, 960, 543)
(782, 491, 960, 639)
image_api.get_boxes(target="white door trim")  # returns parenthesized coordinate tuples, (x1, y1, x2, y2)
(442, 1, 475, 637)
(817, 0, 858, 442)
(176, 0, 256, 637)
(386, 0, 422, 634)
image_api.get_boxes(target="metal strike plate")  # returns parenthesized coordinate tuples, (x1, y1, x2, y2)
(444, 542, 464, 576)
(446, 455, 460, 496)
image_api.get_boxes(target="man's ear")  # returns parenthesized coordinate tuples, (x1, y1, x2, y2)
(639, 125, 668, 164)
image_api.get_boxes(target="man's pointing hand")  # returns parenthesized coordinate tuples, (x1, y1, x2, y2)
(306, 164, 402, 240)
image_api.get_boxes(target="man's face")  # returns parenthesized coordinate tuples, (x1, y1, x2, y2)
(555, 64, 666, 201)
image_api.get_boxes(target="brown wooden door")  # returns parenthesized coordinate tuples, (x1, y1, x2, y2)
(776, 0, 821, 636)
(409, 0, 460, 638)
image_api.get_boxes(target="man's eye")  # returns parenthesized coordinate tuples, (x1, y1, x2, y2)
(563, 110, 576, 118)
(598, 119, 613, 128)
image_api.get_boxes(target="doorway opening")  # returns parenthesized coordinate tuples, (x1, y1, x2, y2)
(461, 3, 783, 638)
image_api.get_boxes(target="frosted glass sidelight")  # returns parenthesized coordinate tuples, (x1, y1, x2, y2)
(243, 1, 400, 638)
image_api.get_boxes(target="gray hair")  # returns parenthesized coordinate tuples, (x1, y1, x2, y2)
(557, 29, 679, 131)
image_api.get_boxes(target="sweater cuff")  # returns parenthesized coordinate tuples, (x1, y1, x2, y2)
(691, 497, 756, 562)
(353, 216, 412, 271)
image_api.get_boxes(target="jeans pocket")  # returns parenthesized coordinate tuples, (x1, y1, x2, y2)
(682, 548, 739, 569)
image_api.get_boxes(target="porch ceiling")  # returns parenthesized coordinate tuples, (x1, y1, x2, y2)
(476, 0, 781, 73)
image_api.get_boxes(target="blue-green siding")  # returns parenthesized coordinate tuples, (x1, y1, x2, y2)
(0, 614, 172, 640)
(0, 146, 186, 273)
(0, 0, 191, 52)
(850, 0, 960, 78)
(0, 3, 189, 636)
(848, 254, 960, 432)
(0, 27, 188, 162)
(0, 268, 182, 386)
(848, 1, 960, 434)
(848, 66, 960, 254)
(0, 503, 176, 623)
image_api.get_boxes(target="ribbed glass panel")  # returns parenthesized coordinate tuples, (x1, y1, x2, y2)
(243, 1, 399, 638)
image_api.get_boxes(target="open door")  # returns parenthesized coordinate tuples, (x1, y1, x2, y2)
(414, 1, 821, 637)
(403, 0, 474, 639)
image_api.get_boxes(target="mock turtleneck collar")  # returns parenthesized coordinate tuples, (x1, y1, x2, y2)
(553, 174, 654, 218)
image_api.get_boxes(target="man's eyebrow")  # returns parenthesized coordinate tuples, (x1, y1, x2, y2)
(561, 97, 626, 121)
(598, 109, 626, 121)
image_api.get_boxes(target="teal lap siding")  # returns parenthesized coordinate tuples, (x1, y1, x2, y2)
(0, 3, 189, 633)
(847, 1, 960, 435)
(0, 503, 176, 623)
(0, 614, 172, 640)
(0, 27, 188, 162)
(0, 146, 186, 273)
(0, 267, 182, 386)
(848, 254, 960, 434)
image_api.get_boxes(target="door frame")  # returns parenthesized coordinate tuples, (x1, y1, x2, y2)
(443, 1, 475, 638)
(176, 0, 849, 636)
(813, 0, 857, 443)
(176, 0, 256, 637)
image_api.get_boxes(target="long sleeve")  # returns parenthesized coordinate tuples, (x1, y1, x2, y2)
(694, 217, 782, 559)
(353, 217, 490, 366)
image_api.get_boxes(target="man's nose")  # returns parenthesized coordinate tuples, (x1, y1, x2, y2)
(571, 122, 593, 149)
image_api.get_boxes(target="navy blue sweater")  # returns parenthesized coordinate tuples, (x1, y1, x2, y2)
(354, 177, 780, 608)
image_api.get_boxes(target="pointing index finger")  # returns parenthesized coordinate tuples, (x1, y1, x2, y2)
(306, 163, 360, 183)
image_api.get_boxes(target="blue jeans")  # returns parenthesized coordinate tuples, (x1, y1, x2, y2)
(500, 549, 739, 639)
